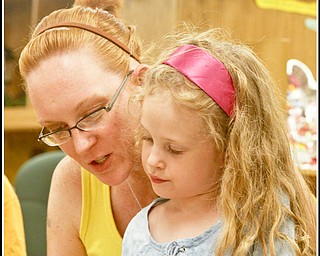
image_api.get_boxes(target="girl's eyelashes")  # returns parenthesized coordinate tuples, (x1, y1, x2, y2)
(140, 130, 184, 155)
(167, 146, 184, 155)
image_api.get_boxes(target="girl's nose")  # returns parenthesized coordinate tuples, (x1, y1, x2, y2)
(146, 146, 165, 170)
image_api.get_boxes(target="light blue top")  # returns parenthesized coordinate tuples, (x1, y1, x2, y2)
(122, 197, 295, 256)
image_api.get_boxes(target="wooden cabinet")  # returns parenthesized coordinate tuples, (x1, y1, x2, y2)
(4, 107, 59, 183)
(4, 0, 73, 183)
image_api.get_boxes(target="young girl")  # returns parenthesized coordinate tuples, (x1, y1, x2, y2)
(122, 27, 316, 255)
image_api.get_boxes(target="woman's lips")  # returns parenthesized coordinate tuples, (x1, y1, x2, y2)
(94, 155, 108, 164)
(150, 175, 168, 184)
(89, 154, 112, 173)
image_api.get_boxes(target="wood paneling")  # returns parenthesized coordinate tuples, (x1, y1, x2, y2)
(178, 0, 316, 95)
(121, 0, 178, 44)
(122, 0, 316, 96)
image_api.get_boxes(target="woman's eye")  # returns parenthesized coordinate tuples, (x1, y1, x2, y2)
(48, 124, 68, 133)
(86, 110, 103, 121)
(78, 109, 105, 128)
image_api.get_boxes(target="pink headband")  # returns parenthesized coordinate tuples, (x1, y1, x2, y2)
(163, 44, 235, 116)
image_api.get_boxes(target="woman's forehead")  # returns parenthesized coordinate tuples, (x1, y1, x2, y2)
(27, 50, 121, 94)
(26, 53, 123, 123)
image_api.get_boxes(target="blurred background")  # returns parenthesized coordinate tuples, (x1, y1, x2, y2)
(3, 0, 317, 193)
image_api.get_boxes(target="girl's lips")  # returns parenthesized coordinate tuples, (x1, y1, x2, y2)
(150, 175, 168, 184)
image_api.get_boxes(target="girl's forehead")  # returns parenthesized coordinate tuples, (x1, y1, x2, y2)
(142, 94, 204, 131)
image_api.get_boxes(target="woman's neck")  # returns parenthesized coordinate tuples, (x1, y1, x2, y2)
(126, 168, 157, 208)
(110, 167, 157, 237)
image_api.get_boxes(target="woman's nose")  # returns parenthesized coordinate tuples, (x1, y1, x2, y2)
(70, 129, 96, 154)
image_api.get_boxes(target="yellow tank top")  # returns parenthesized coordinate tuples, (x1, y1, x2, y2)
(79, 168, 122, 255)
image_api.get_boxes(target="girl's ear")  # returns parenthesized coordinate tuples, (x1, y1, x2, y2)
(131, 64, 149, 86)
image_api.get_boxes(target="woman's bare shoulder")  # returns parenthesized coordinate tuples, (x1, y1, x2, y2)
(49, 155, 82, 212)
(51, 156, 81, 190)
(47, 155, 86, 255)
(53, 155, 82, 184)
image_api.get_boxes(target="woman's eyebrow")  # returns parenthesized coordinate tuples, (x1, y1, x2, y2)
(74, 95, 107, 112)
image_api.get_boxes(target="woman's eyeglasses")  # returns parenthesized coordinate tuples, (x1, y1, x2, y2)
(38, 70, 133, 146)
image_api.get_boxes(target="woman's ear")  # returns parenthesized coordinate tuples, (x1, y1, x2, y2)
(131, 64, 149, 86)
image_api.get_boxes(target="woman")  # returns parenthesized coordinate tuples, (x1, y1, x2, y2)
(18, 0, 156, 255)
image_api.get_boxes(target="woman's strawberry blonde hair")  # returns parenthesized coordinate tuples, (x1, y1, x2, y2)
(19, 0, 142, 85)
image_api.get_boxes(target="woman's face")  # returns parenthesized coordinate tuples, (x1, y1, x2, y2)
(26, 47, 136, 185)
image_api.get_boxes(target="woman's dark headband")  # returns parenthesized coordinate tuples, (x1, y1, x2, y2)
(34, 21, 140, 63)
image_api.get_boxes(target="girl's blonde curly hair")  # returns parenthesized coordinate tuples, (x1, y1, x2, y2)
(136, 23, 316, 256)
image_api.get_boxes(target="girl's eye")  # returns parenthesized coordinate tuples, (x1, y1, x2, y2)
(168, 146, 184, 155)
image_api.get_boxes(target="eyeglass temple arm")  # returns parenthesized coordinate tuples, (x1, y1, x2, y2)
(108, 70, 134, 109)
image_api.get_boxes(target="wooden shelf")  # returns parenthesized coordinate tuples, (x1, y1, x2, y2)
(300, 168, 317, 177)
(4, 107, 41, 132)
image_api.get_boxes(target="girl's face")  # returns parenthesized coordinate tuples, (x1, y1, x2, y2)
(26, 48, 136, 185)
(140, 91, 224, 200)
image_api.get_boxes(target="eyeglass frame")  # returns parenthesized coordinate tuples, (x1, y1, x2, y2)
(38, 70, 134, 146)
